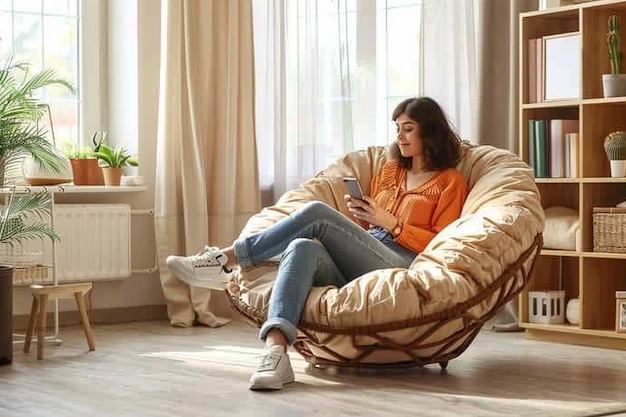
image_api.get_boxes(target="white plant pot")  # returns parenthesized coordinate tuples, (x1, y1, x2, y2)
(602, 74, 626, 98)
(610, 159, 626, 177)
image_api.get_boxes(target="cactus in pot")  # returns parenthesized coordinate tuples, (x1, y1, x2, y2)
(608, 15, 622, 74)
(604, 131, 626, 177)
(603, 15, 626, 97)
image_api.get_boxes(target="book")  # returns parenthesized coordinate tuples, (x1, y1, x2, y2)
(528, 119, 537, 176)
(566, 132, 579, 177)
(549, 119, 579, 177)
(528, 39, 537, 103)
(534, 119, 549, 178)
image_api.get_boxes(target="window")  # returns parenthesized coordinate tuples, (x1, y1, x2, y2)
(0, 0, 103, 147)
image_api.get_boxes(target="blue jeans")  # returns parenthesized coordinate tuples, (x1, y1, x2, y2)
(233, 201, 417, 344)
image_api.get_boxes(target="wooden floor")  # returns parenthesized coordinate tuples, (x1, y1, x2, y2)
(1, 319, 626, 417)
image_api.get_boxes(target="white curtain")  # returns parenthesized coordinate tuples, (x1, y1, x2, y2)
(253, 0, 484, 204)
(421, 0, 480, 143)
(253, 0, 357, 202)
(155, 0, 260, 328)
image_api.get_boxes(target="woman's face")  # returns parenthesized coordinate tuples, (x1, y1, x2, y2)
(395, 113, 422, 159)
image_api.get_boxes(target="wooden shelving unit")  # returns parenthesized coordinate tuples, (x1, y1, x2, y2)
(519, 0, 626, 350)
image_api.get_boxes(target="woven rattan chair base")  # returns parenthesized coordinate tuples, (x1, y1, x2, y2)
(228, 234, 542, 370)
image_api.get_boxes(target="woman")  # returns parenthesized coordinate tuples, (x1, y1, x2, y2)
(167, 96, 469, 390)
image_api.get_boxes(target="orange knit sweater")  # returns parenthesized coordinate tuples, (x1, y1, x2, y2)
(369, 160, 468, 253)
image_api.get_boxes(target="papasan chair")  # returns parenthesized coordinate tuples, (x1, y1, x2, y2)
(227, 141, 544, 369)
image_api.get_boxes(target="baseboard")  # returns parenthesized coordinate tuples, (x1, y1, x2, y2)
(13, 304, 168, 331)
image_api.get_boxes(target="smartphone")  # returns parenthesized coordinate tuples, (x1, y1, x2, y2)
(343, 177, 366, 202)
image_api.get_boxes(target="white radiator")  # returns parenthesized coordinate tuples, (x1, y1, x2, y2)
(3, 204, 132, 284)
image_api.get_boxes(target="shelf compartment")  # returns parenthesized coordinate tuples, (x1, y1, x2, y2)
(521, 9, 579, 40)
(537, 182, 580, 212)
(582, 4, 626, 99)
(520, 255, 579, 325)
(581, 103, 626, 177)
(580, 257, 626, 330)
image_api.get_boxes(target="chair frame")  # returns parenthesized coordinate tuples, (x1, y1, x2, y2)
(229, 234, 543, 369)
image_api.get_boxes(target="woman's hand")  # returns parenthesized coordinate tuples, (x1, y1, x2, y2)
(344, 194, 398, 231)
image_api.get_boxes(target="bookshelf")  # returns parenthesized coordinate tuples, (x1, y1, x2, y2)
(519, 0, 626, 350)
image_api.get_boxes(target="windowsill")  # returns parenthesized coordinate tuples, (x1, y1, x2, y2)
(1, 185, 147, 194)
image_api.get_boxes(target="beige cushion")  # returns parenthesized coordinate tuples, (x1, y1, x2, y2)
(543, 206, 580, 251)
(231, 142, 545, 363)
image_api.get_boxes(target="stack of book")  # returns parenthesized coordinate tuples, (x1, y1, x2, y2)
(528, 119, 579, 178)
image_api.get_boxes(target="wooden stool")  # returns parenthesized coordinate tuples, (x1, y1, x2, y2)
(23, 282, 96, 360)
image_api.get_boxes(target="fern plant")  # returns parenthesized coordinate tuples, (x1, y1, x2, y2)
(0, 59, 75, 184)
(0, 59, 74, 245)
(93, 143, 138, 168)
(0, 192, 57, 245)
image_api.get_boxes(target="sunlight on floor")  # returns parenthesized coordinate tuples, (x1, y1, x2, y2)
(138, 344, 344, 386)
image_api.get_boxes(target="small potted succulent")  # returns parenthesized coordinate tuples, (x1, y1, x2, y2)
(604, 131, 626, 177)
(602, 15, 626, 97)
(93, 143, 138, 186)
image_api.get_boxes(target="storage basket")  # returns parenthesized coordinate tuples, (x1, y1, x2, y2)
(0, 246, 51, 286)
(593, 207, 626, 253)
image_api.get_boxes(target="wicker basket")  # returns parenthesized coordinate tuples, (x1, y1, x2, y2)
(0, 247, 51, 286)
(593, 207, 626, 252)
(12, 265, 51, 286)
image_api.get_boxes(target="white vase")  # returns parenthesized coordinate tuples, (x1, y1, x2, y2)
(566, 298, 580, 325)
(609, 160, 626, 177)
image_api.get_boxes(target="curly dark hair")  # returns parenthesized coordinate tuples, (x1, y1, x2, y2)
(389, 97, 462, 171)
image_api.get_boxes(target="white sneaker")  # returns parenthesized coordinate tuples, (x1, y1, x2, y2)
(166, 246, 232, 290)
(249, 345, 295, 390)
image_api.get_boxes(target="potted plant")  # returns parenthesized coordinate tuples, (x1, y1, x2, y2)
(603, 15, 626, 97)
(0, 58, 72, 365)
(93, 143, 138, 186)
(62, 132, 106, 186)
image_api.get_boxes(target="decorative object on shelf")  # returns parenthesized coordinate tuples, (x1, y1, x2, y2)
(566, 298, 580, 325)
(616, 291, 626, 333)
(528, 290, 565, 324)
(592, 207, 626, 253)
(603, 131, 626, 177)
(93, 143, 138, 186)
(120, 175, 146, 187)
(602, 15, 626, 98)
(543, 33, 581, 101)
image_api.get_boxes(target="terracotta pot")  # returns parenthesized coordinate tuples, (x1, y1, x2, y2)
(102, 167, 123, 186)
(70, 158, 104, 185)
(0, 265, 14, 366)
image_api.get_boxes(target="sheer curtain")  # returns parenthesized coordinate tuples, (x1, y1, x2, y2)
(253, 0, 357, 202)
(421, 0, 480, 143)
(253, 0, 480, 204)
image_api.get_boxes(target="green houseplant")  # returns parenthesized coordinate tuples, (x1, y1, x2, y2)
(0, 59, 73, 365)
(62, 132, 106, 185)
(93, 143, 138, 186)
(602, 15, 626, 97)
